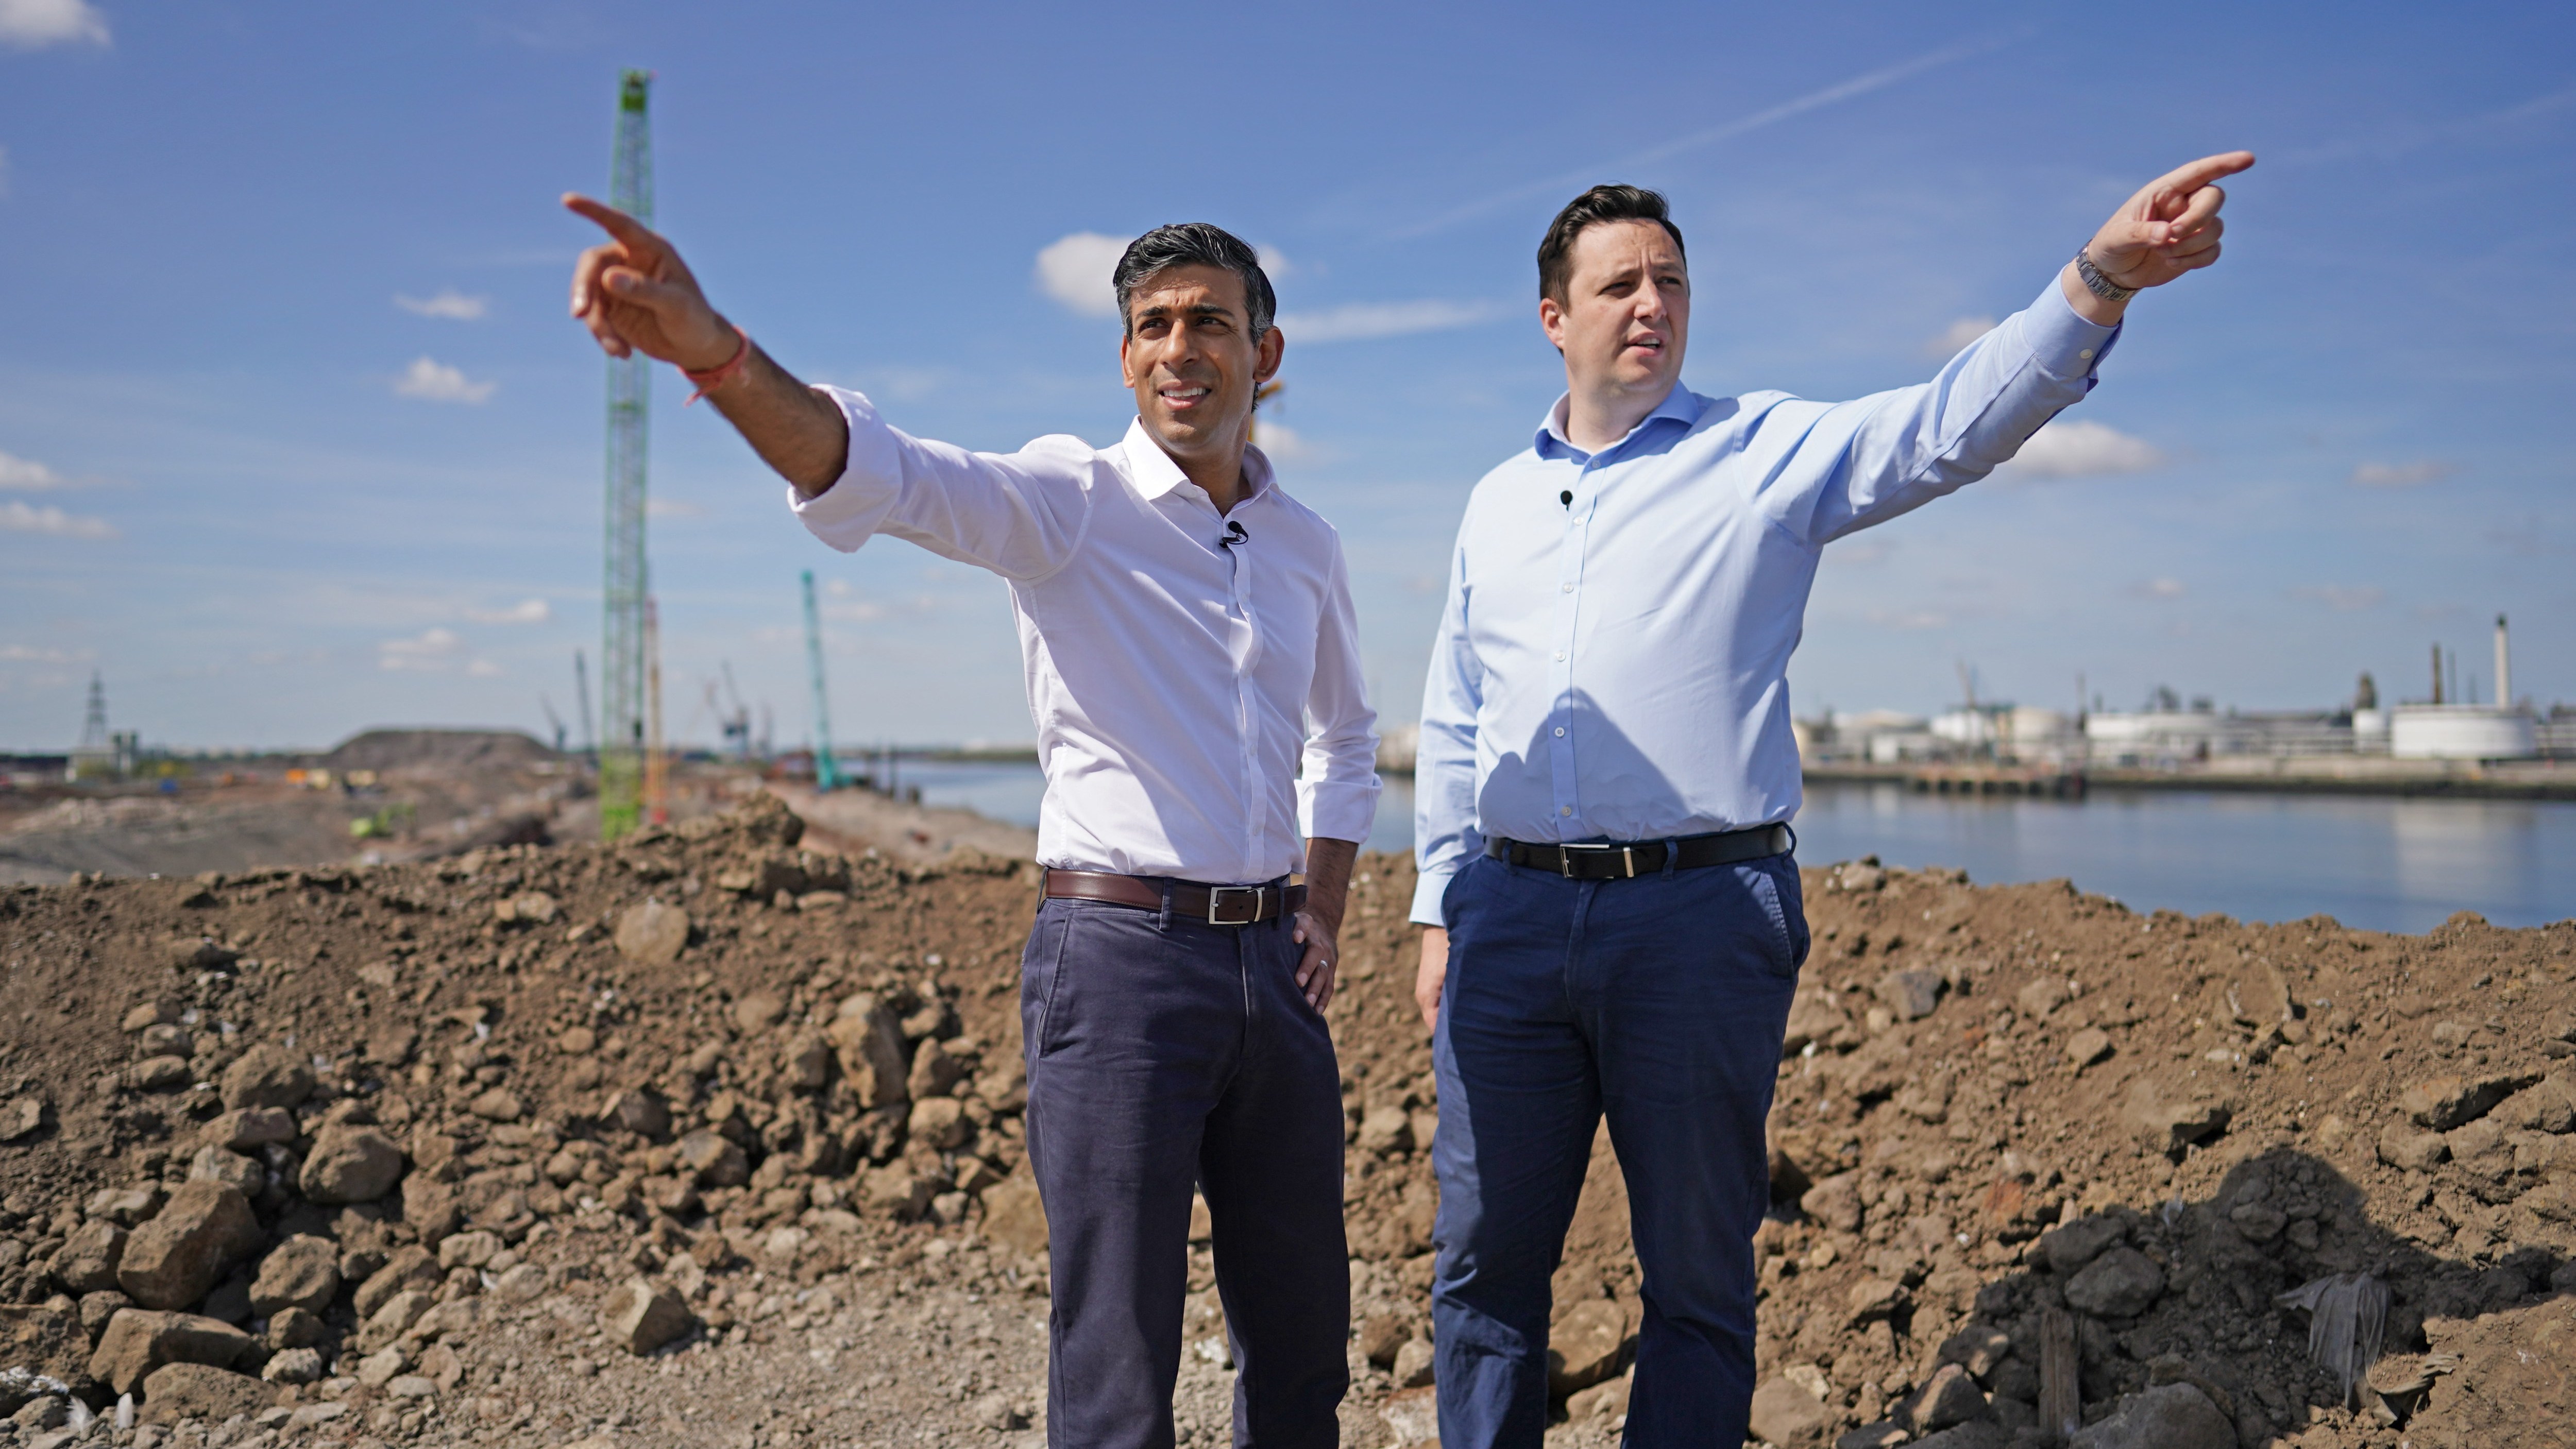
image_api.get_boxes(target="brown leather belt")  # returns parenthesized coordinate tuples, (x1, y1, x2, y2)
(1042, 868, 1305, 926)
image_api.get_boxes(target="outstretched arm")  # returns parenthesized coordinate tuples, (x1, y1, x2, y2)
(565, 194, 849, 495)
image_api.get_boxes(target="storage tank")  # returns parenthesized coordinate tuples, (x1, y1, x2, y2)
(2388, 705, 2535, 760)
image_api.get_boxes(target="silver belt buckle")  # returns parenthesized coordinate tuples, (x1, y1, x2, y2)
(1207, 885, 1264, 926)
(1554, 843, 1637, 879)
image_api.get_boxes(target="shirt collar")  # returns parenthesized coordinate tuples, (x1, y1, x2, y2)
(1118, 417, 1274, 507)
(1534, 382, 1703, 463)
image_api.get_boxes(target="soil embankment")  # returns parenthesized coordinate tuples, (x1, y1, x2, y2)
(0, 794, 2569, 1447)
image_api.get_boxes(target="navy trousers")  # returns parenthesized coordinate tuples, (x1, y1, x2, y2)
(1430, 848, 1808, 1448)
(1019, 892, 1350, 1449)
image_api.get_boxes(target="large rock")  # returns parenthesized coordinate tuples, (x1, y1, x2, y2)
(205, 1107, 295, 1154)
(187, 1145, 265, 1197)
(137, 1361, 277, 1426)
(2400, 1072, 2534, 1132)
(908, 1097, 970, 1151)
(2121, 1079, 2231, 1154)
(613, 899, 691, 965)
(299, 1125, 404, 1204)
(1876, 970, 1946, 1021)
(400, 1174, 462, 1245)
(2067, 1383, 2232, 1448)
(2063, 1247, 2165, 1319)
(2377, 1122, 2450, 1172)
(978, 1177, 1048, 1257)
(826, 994, 911, 1109)
(52, 1219, 127, 1294)
(0, 1305, 99, 1412)
(2037, 1215, 2128, 1275)
(352, 1290, 433, 1354)
(117, 1182, 263, 1310)
(673, 1130, 750, 1189)
(1546, 1298, 1631, 1394)
(1750, 1374, 1837, 1447)
(1905, 1363, 1992, 1433)
(605, 1087, 672, 1140)
(247, 1236, 340, 1317)
(217, 1045, 314, 1112)
(89, 1309, 255, 1394)
(599, 1279, 692, 1355)
(352, 1245, 439, 1321)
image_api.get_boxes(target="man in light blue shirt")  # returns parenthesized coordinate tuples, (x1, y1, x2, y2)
(1410, 154, 2251, 1446)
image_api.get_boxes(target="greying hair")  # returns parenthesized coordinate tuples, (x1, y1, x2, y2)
(1113, 224, 1276, 340)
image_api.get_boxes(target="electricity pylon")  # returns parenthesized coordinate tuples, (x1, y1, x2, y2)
(598, 69, 654, 839)
(801, 570, 845, 791)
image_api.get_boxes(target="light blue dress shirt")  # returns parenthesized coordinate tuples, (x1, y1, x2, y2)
(1411, 279, 2120, 924)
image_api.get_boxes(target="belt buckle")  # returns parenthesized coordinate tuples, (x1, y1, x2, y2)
(1554, 843, 1637, 880)
(1207, 885, 1264, 926)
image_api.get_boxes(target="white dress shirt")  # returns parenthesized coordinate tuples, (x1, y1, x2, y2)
(792, 387, 1379, 885)
(1412, 279, 2120, 923)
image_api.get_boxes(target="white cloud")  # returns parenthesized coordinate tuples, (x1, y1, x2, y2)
(0, 499, 113, 538)
(2131, 577, 2187, 600)
(645, 498, 704, 519)
(1274, 299, 1497, 344)
(378, 627, 464, 670)
(464, 598, 549, 625)
(2350, 459, 2454, 488)
(0, 450, 65, 490)
(1251, 420, 1319, 463)
(467, 659, 503, 677)
(1996, 419, 2165, 480)
(1925, 315, 1997, 357)
(1866, 607, 1949, 630)
(1256, 246, 1293, 279)
(0, 643, 84, 662)
(393, 357, 496, 404)
(2295, 585, 2385, 611)
(0, 0, 110, 49)
(395, 291, 489, 321)
(1034, 232, 1129, 318)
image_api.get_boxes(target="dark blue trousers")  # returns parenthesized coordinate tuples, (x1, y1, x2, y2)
(1430, 848, 1808, 1448)
(1019, 892, 1350, 1449)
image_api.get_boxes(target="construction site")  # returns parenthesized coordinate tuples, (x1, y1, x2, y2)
(5, 55, 2575, 1449)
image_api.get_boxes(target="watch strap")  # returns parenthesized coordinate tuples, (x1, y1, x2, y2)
(2075, 250, 2136, 303)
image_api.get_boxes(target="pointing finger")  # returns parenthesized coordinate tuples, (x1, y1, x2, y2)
(563, 193, 668, 258)
(2150, 151, 2256, 199)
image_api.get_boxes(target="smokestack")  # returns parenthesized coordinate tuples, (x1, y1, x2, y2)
(2431, 642, 2443, 705)
(2496, 613, 2512, 713)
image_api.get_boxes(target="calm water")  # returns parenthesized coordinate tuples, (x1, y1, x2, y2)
(877, 759, 2575, 935)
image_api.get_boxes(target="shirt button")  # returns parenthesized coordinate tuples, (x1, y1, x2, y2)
(1561, 583, 1573, 593)
(2079, 348, 2095, 360)
(1554, 726, 1566, 737)
(1553, 651, 1566, 661)
(1559, 806, 1573, 817)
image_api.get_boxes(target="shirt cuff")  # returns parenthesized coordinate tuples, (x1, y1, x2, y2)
(786, 385, 903, 538)
(1409, 866, 1457, 927)
(1298, 776, 1381, 848)
(2017, 279, 2122, 388)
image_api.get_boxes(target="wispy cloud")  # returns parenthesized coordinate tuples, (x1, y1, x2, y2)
(395, 291, 489, 321)
(1252, 421, 1320, 464)
(1995, 419, 2166, 481)
(1924, 316, 1997, 359)
(1394, 31, 2024, 238)
(2274, 82, 2576, 167)
(463, 598, 549, 625)
(2129, 577, 2187, 600)
(645, 498, 704, 520)
(0, 499, 114, 538)
(0, 0, 110, 49)
(378, 627, 464, 670)
(393, 357, 496, 404)
(1276, 299, 1499, 344)
(0, 449, 66, 490)
(2350, 459, 2454, 489)
(2295, 585, 2385, 611)
(0, 643, 88, 663)
(1034, 232, 1129, 318)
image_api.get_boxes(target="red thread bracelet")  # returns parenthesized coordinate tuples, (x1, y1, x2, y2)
(682, 324, 751, 405)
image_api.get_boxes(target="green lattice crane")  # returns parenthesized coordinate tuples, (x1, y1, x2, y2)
(801, 570, 846, 791)
(598, 70, 654, 839)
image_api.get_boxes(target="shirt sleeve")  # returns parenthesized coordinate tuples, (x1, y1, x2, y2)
(789, 386, 1096, 581)
(1410, 519, 1485, 925)
(1747, 279, 2122, 548)
(1296, 538, 1382, 847)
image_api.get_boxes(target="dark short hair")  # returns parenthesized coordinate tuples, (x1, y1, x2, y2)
(1537, 184, 1687, 306)
(1114, 223, 1276, 339)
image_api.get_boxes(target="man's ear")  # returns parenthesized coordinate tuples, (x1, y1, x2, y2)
(1255, 324, 1284, 385)
(1118, 328, 1136, 388)
(1537, 296, 1567, 352)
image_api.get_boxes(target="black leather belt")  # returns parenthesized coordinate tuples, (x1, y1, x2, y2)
(1042, 868, 1304, 925)
(1484, 824, 1791, 880)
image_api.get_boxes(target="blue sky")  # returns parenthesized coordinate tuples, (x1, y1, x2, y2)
(1, 1, 2569, 752)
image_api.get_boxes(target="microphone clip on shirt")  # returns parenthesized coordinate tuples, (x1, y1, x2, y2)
(1222, 520, 1248, 549)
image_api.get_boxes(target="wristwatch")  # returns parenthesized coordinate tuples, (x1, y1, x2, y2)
(2074, 249, 2135, 303)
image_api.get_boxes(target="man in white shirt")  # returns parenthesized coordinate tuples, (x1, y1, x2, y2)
(1409, 155, 2250, 1446)
(565, 201, 1378, 1449)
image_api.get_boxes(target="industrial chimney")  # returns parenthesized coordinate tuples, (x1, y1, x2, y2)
(2496, 613, 2513, 713)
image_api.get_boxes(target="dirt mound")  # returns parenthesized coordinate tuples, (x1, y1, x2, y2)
(0, 798, 2569, 1447)
(318, 731, 555, 774)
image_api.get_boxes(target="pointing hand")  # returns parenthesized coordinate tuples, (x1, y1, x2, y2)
(564, 194, 738, 371)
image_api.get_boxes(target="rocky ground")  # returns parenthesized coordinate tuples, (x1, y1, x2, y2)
(0, 794, 2569, 1448)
